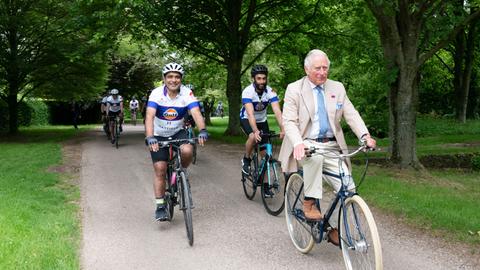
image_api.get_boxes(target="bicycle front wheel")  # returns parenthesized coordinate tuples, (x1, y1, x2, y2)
(339, 195, 382, 270)
(241, 153, 258, 200)
(179, 171, 194, 246)
(192, 142, 197, 164)
(261, 159, 286, 216)
(115, 120, 119, 149)
(284, 173, 314, 253)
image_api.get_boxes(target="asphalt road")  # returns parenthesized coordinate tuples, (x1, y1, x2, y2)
(80, 124, 479, 270)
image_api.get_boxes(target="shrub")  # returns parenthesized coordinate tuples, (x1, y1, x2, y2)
(28, 100, 50, 125)
(0, 100, 7, 131)
(18, 101, 33, 126)
(472, 155, 480, 171)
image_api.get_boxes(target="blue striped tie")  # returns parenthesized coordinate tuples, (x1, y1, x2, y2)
(315, 85, 329, 138)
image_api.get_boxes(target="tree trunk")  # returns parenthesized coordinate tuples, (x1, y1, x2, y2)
(453, 28, 466, 122)
(224, 58, 242, 136)
(7, 92, 18, 134)
(454, 9, 478, 123)
(371, 5, 423, 169)
(466, 71, 479, 118)
(389, 64, 422, 169)
(203, 98, 214, 125)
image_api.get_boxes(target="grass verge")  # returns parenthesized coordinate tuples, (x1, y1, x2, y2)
(0, 126, 88, 269)
(355, 164, 480, 247)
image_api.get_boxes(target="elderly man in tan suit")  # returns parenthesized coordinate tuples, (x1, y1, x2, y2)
(279, 49, 376, 245)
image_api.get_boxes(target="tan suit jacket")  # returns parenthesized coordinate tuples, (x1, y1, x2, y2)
(278, 77, 369, 172)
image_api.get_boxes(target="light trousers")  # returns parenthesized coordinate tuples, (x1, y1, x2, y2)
(299, 140, 356, 200)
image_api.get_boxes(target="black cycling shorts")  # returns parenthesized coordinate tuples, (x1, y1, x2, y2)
(240, 118, 270, 145)
(108, 111, 121, 118)
(150, 129, 189, 163)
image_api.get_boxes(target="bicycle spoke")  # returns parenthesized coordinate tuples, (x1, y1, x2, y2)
(285, 173, 314, 253)
(261, 160, 285, 216)
(340, 196, 382, 270)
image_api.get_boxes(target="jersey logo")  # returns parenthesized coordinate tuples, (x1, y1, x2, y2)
(255, 102, 265, 111)
(163, 108, 178, 120)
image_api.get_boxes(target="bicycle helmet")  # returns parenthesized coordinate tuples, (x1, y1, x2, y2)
(110, 89, 119, 95)
(162, 62, 184, 76)
(251, 64, 268, 77)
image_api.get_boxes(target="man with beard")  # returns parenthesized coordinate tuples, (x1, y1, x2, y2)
(239, 65, 285, 187)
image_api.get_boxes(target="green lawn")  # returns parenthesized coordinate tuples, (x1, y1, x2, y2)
(0, 126, 87, 269)
(357, 166, 480, 246)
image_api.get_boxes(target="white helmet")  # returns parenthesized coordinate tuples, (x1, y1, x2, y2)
(110, 89, 119, 95)
(162, 62, 184, 76)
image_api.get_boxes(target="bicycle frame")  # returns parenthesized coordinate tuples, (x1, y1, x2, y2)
(290, 145, 369, 245)
(161, 138, 197, 206)
(252, 134, 279, 186)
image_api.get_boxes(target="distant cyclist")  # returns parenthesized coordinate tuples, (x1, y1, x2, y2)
(145, 62, 208, 221)
(129, 96, 139, 125)
(100, 90, 110, 136)
(106, 89, 124, 144)
(240, 64, 285, 180)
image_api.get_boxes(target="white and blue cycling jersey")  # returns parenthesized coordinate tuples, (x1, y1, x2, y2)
(239, 84, 279, 122)
(147, 84, 199, 137)
(106, 95, 123, 112)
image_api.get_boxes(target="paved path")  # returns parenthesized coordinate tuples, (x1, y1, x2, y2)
(80, 125, 479, 269)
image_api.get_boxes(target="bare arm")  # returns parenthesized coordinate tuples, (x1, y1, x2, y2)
(271, 101, 284, 139)
(190, 106, 206, 146)
(145, 107, 158, 151)
(244, 103, 261, 141)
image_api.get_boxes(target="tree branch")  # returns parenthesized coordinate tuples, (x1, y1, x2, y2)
(433, 51, 453, 73)
(241, 0, 321, 75)
(419, 8, 480, 66)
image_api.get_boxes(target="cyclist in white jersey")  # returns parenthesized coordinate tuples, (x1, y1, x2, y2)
(145, 62, 209, 221)
(240, 65, 285, 182)
(129, 97, 139, 125)
(100, 90, 110, 136)
(129, 97, 139, 112)
(106, 88, 124, 143)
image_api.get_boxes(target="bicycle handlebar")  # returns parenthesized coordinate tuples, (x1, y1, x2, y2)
(306, 140, 371, 160)
(259, 131, 280, 139)
(159, 137, 198, 148)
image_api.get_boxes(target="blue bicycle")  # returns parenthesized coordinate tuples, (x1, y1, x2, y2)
(241, 132, 286, 216)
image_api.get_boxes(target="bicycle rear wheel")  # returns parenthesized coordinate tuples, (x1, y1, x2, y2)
(179, 171, 194, 246)
(115, 119, 119, 149)
(284, 173, 314, 253)
(241, 152, 258, 200)
(260, 159, 286, 216)
(339, 195, 382, 270)
(165, 170, 175, 220)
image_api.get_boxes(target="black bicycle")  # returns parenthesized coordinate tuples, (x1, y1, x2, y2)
(186, 126, 197, 164)
(109, 115, 120, 149)
(284, 142, 382, 269)
(160, 137, 197, 246)
(241, 132, 286, 216)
